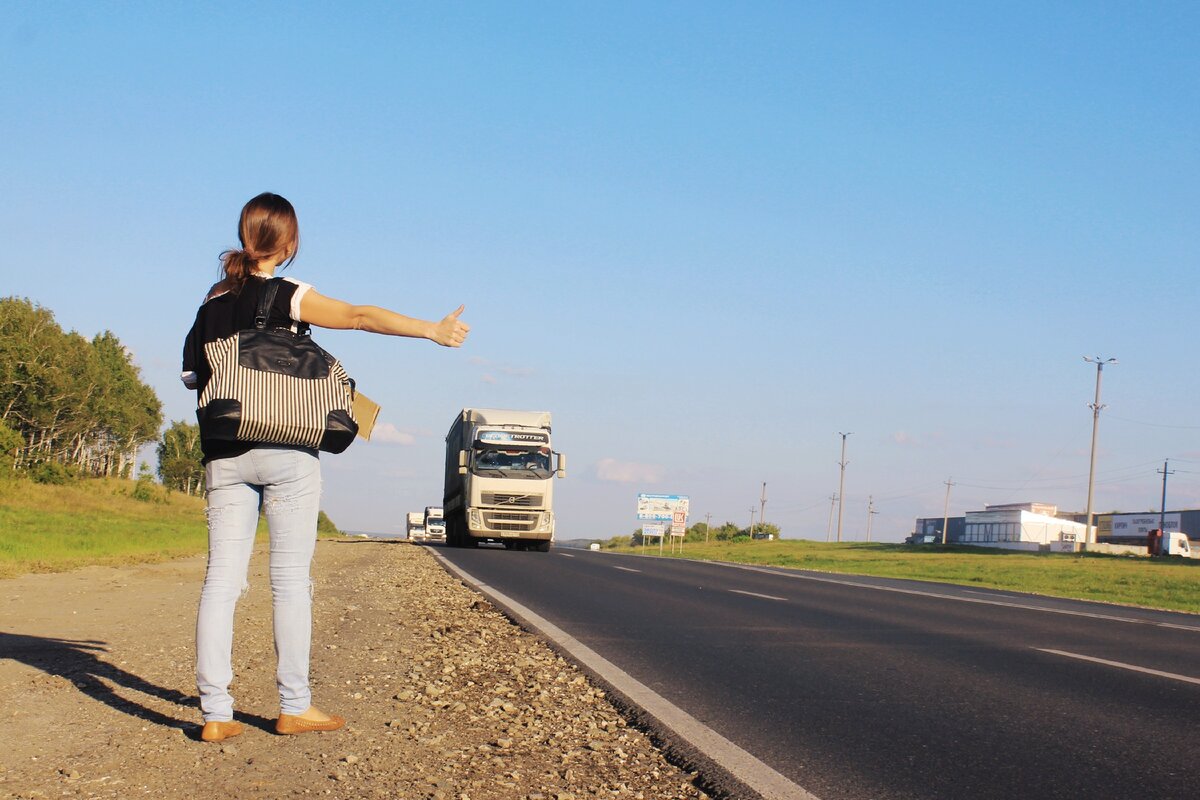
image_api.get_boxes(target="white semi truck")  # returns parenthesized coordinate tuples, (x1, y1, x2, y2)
(406, 511, 426, 542)
(444, 408, 566, 551)
(424, 506, 446, 543)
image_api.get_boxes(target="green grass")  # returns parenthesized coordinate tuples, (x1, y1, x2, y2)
(0, 476, 213, 578)
(0, 475, 342, 579)
(611, 539, 1200, 614)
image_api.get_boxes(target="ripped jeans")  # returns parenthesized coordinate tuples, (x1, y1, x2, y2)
(196, 446, 321, 722)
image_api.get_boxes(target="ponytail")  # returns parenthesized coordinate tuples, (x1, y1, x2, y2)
(218, 248, 258, 293)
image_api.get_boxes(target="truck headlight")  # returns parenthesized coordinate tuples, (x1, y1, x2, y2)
(469, 509, 482, 528)
(538, 512, 553, 532)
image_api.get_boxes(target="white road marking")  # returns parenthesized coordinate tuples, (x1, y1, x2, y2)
(612, 566, 642, 573)
(558, 553, 575, 558)
(1035, 648, 1200, 686)
(730, 589, 788, 602)
(433, 552, 820, 800)
(722, 563, 1200, 632)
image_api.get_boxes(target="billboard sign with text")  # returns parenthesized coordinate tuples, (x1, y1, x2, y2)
(637, 493, 690, 521)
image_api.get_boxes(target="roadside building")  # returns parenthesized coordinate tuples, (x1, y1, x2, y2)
(960, 503, 1089, 551)
(912, 516, 965, 542)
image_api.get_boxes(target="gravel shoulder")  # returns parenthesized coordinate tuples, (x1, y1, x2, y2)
(0, 539, 709, 800)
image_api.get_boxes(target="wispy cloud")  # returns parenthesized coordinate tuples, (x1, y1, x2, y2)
(372, 423, 417, 446)
(470, 356, 534, 382)
(596, 458, 663, 484)
(893, 430, 921, 447)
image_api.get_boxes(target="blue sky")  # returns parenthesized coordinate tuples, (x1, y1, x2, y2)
(2, 2, 1198, 541)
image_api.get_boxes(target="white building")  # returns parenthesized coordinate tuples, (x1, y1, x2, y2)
(960, 503, 1090, 551)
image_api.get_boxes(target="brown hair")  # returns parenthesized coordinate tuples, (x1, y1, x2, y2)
(218, 192, 300, 292)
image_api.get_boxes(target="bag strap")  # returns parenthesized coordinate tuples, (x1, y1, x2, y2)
(254, 279, 283, 330)
(254, 277, 313, 336)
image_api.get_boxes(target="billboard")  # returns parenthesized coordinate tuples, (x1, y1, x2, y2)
(642, 522, 666, 539)
(637, 493, 690, 521)
(1111, 513, 1180, 536)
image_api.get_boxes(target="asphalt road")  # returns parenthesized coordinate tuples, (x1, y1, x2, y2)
(434, 544, 1200, 800)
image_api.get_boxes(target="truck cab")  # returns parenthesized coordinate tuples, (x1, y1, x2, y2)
(1151, 530, 1197, 558)
(444, 409, 566, 551)
(424, 506, 446, 543)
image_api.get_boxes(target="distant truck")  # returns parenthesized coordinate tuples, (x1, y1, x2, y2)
(424, 506, 446, 543)
(1148, 530, 1196, 558)
(406, 511, 426, 542)
(1097, 529, 1197, 558)
(444, 408, 566, 551)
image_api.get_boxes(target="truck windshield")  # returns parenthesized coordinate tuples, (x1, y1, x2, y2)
(473, 446, 552, 479)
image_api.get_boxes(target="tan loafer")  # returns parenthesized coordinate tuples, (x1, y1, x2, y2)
(275, 711, 345, 735)
(200, 720, 244, 742)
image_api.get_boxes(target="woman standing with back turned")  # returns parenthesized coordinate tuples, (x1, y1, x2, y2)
(182, 192, 469, 743)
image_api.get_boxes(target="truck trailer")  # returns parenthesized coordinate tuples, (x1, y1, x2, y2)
(424, 506, 446, 543)
(406, 511, 426, 542)
(444, 408, 566, 551)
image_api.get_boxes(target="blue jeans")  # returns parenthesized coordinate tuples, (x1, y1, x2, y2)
(196, 446, 321, 722)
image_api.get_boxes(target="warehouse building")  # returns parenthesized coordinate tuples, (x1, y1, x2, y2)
(914, 505, 1200, 550)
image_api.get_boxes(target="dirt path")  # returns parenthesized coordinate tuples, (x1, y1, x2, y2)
(0, 540, 708, 799)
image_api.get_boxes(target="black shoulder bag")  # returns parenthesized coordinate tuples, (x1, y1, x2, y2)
(196, 279, 359, 453)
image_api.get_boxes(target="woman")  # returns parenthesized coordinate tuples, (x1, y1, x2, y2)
(182, 192, 469, 743)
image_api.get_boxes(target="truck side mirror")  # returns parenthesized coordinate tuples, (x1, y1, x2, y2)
(458, 450, 467, 475)
(556, 452, 567, 479)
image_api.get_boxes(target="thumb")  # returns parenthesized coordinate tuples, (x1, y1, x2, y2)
(448, 304, 465, 319)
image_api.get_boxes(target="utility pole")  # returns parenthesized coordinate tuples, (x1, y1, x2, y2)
(759, 482, 767, 541)
(1158, 459, 1174, 535)
(941, 477, 955, 544)
(836, 432, 852, 543)
(705, 512, 712, 543)
(748, 508, 756, 540)
(826, 494, 837, 541)
(866, 495, 878, 543)
(1083, 357, 1117, 545)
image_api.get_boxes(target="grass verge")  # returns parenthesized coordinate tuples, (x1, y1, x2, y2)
(0, 476, 342, 580)
(611, 539, 1200, 614)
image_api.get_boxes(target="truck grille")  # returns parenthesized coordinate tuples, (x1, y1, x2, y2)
(482, 493, 543, 507)
(484, 511, 538, 532)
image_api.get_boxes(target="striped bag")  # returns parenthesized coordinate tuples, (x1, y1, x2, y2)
(196, 280, 358, 453)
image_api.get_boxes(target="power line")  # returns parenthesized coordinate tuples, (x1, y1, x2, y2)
(1107, 414, 1200, 430)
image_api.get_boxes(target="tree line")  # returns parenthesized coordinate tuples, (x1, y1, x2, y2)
(0, 297, 163, 480)
(0, 296, 210, 495)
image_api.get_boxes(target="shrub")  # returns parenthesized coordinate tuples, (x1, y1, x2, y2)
(30, 461, 75, 485)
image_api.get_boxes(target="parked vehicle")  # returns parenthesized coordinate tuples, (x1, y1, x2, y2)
(1097, 529, 1197, 558)
(424, 506, 446, 543)
(406, 511, 426, 542)
(443, 408, 566, 551)
(1149, 530, 1197, 558)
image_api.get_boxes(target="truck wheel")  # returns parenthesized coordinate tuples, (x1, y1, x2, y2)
(534, 540, 551, 552)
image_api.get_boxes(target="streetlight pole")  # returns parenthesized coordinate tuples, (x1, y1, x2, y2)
(837, 432, 852, 543)
(748, 508, 756, 540)
(941, 477, 954, 544)
(826, 494, 837, 541)
(705, 512, 712, 543)
(866, 495, 877, 543)
(1158, 460, 1174, 536)
(759, 482, 767, 541)
(1083, 357, 1116, 545)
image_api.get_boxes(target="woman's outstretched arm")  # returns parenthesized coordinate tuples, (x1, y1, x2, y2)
(299, 291, 470, 348)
